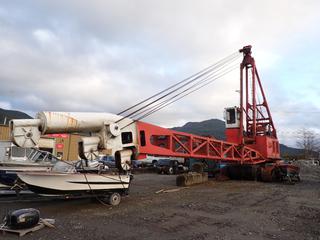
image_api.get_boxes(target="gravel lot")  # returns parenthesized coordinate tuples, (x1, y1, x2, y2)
(1, 161, 319, 240)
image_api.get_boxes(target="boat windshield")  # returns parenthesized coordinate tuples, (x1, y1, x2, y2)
(52, 161, 76, 173)
(28, 149, 59, 164)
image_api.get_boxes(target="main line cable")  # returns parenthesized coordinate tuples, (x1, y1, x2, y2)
(121, 63, 239, 129)
(116, 54, 239, 123)
(135, 64, 239, 121)
(116, 52, 240, 123)
(130, 58, 241, 119)
(133, 62, 240, 119)
(117, 51, 239, 116)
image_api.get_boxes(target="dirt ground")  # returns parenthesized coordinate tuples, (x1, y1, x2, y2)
(0, 161, 319, 240)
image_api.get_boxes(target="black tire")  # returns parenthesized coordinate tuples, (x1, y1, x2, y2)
(168, 167, 174, 175)
(152, 160, 158, 167)
(271, 168, 279, 182)
(108, 192, 121, 206)
(256, 166, 262, 181)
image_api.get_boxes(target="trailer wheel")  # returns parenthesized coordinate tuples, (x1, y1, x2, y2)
(108, 192, 121, 206)
(168, 167, 174, 175)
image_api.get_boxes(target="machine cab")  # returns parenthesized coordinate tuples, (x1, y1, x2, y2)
(224, 107, 242, 144)
(224, 107, 240, 129)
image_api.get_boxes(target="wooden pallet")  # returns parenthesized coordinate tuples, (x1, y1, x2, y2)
(0, 218, 55, 237)
(0, 223, 45, 237)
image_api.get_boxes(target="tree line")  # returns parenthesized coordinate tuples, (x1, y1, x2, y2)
(296, 128, 320, 159)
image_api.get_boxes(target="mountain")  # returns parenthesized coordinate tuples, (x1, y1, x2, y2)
(172, 119, 226, 140)
(171, 119, 303, 157)
(280, 144, 304, 157)
(0, 108, 32, 125)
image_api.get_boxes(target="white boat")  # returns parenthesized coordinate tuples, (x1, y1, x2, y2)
(16, 161, 132, 204)
(18, 171, 131, 195)
(0, 148, 57, 187)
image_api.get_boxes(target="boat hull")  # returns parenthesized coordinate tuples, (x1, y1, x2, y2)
(17, 172, 131, 196)
(0, 166, 52, 186)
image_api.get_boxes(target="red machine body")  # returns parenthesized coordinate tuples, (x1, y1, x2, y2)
(135, 46, 279, 164)
(225, 45, 280, 160)
(133, 46, 299, 182)
(136, 121, 264, 164)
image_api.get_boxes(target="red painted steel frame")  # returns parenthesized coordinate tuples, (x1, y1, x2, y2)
(239, 46, 277, 141)
(227, 45, 280, 160)
(136, 121, 265, 164)
(134, 46, 280, 164)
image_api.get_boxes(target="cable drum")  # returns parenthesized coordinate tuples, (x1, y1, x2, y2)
(115, 149, 133, 171)
(79, 136, 101, 161)
(108, 123, 121, 137)
(10, 119, 42, 148)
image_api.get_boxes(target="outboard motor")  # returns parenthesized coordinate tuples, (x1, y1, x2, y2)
(3, 208, 40, 229)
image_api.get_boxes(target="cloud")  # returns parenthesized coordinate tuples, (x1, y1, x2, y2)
(0, 0, 319, 147)
(0, 101, 12, 109)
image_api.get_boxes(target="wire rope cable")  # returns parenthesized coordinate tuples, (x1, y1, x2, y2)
(130, 59, 240, 120)
(117, 51, 239, 116)
(121, 63, 239, 129)
(116, 52, 240, 123)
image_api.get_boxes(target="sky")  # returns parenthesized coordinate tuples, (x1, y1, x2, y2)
(0, 0, 319, 147)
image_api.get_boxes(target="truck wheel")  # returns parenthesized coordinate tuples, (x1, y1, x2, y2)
(152, 160, 158, 167)
(108, 192, 121, 206)
(168, 167, 174, 175)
